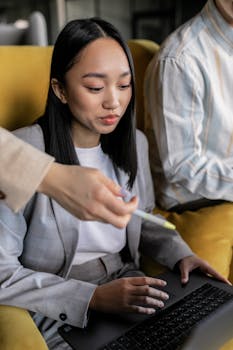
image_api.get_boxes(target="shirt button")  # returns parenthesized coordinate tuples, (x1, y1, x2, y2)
(0, 191, 6, 200)
(59, 313, 67, 321)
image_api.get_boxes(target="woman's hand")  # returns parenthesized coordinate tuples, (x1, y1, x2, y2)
(178, 255, 231, 285)
(89, 276, 169, 315)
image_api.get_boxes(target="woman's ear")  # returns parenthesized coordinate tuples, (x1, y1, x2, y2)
(51, 78, 67, 104)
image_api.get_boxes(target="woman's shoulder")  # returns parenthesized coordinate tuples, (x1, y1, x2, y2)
(13, 124, 45, 151)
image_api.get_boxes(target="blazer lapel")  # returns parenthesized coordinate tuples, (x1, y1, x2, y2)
(114, 166, 142, 264)
(50, 199, 79, 276)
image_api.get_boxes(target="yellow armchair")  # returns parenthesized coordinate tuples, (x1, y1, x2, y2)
(0, 46, 52, 350)
(0, 306, 48, 350)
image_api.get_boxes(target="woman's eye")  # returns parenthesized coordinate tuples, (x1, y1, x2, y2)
(87, 86, 103, 92)
(119, 83, 131, 90)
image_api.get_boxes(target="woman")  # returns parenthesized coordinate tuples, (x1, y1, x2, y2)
(0, 18, 228, 349)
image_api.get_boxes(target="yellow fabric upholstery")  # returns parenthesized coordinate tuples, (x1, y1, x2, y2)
(0, 46, 53, 130)
(0, 46, 53, 350)
(0, 306, 47, 350)
(127, 39, 159, 132)
(1, 42, 233, 349)
(128, 39, 160, 192)
(155, 204, 233, 279)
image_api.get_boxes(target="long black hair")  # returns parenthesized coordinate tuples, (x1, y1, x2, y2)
(38, 17, 137, 188)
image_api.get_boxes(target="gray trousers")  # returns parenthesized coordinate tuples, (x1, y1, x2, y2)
(33, 253, 144, 350)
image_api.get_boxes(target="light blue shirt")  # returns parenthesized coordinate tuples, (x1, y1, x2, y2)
(145, 0, 233, 209)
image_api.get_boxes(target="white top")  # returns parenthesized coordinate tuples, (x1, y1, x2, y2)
(72, 144, 126, 265)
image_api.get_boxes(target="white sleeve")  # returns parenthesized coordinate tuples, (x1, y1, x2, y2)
(147, 56, 233, 202)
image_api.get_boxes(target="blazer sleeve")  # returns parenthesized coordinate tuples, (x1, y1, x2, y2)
(0, 127, 54, 211)
(0, 125, 97, 328)
(135, 130, 193, 269)
(0, 202, 96, 328)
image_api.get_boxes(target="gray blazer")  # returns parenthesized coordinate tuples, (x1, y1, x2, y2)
(0, 125, 192, 328)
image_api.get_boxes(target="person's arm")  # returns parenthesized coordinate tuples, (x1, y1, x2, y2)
(0, 202, 96, 329)
(146, 55, 233, 203)
(0, 128, 137, 228)
(0, 127, 54, 211)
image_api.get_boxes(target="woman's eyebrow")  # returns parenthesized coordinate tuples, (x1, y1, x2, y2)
(82, 71, 131, 79)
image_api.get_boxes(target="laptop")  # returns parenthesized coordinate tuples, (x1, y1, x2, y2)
(59, 270, 233, 350)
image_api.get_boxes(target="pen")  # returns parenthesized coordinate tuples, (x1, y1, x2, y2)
(133, 209, 176, 230)
(121, 187, 176, 230)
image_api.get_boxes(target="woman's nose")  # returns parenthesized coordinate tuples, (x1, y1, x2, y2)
(103, 90, 120, 110)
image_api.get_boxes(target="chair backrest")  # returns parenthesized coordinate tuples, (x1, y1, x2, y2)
(25, 11, 48, 46)
(127, 39, 159, 133)
(0, 11, 48, 46)
(0, 40, 159, 132)
(128, 39, 160, 195)
(0, 46, 53, 130)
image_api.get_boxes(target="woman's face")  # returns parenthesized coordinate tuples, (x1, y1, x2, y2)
(215, 0, 233, 26)
(55, 37, 132, 148)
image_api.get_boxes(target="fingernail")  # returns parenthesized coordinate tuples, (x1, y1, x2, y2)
(148, 308, 156, 314)
(120, 188, 133, 203)
(182, 280, 188, 287)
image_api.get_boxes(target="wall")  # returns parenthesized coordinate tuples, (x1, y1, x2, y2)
(65, 0, 207, 43)
(66, 0, 132, 40)
(0, 0, 207, 44)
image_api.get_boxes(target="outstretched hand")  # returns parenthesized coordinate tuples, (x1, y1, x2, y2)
(178, 255, 231, 285)
(89, 276, 169, 315)
(39, 163, 138, 228)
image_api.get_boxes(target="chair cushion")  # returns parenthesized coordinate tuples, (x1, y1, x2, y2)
(0, 306, 48, 349)
(155, 202, 233, 279)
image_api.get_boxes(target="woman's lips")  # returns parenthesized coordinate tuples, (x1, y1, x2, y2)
(100, 114, 119, 125)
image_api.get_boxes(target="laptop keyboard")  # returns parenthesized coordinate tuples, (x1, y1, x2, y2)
(100, 283, 233, 350)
